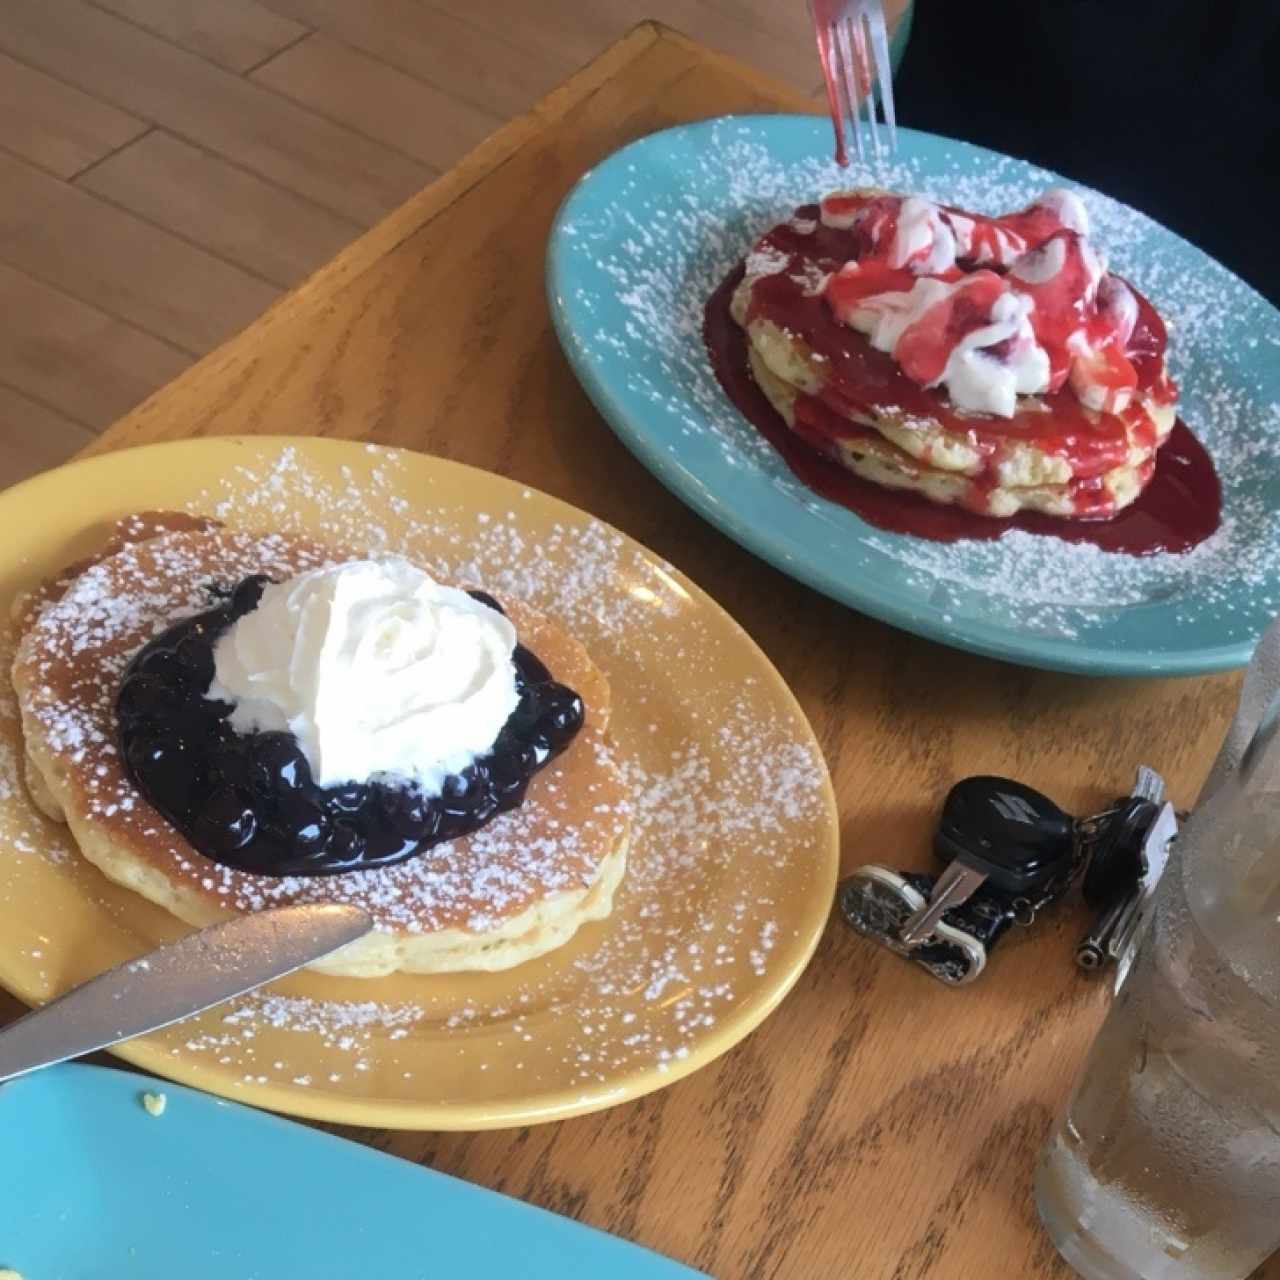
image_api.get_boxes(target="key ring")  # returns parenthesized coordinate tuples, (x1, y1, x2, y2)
(837, 766, 1176, 986)
(1009, 898, 1037, 928)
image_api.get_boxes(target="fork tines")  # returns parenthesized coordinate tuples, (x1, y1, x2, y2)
(811, 0, 898, 167)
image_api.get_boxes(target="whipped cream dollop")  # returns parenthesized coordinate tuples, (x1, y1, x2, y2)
(820, 187, 1144, 418)
(847, 272, 1050, 419)
(207, 558, 520, 795)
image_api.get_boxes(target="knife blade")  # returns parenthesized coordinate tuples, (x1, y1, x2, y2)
(0, 903, 373, 1083)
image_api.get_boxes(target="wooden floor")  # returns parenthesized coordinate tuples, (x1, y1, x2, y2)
(0, 0, 826, 491)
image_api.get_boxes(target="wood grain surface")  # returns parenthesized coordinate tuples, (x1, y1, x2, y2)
(0, 0, 830, 492)
(56, 23, 1272, 1279)
(0, 0, 430, 224)
(77, 129, 361, 290)
(0, 51, 148, 180)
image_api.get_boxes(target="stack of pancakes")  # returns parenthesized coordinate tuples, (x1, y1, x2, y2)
(730, 207, 1178, 521)
(10, 514, 630, 977)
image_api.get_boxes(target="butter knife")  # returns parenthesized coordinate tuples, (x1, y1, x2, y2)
(0, 903, 373, 1083)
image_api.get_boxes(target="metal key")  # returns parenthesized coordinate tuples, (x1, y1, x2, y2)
(1075, 890, 1136, 971)
(1076, 800, 1178, 975)
(1133, 764, 1167, 805)
(1075, 766, 1172, 971)
(898, 776, 1076, 947)
(1111, 801, 1177, 984)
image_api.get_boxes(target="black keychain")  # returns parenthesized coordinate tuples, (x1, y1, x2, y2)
(1073, 767, 1179, 973)
(838, 767, 1174, 986)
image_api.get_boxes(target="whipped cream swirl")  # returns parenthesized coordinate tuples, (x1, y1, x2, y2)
(821, 187, 1146, 418)
(207, 558, 519, 795)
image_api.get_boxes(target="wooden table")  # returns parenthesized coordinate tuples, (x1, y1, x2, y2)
(44, 21, 1269, 1280)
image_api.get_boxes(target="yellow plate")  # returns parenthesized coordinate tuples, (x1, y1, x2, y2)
(0, 437, 838, 1130)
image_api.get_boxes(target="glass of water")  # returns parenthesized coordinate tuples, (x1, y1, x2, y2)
(1036, 666, 1280, 1279)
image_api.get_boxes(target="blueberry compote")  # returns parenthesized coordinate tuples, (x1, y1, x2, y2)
(117, 575, 584, 876)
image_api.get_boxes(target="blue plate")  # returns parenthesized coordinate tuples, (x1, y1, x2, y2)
(547, 115, 1280, 675)
(0, 1065, 704, 1279)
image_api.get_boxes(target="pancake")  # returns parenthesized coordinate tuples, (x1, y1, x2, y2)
(11, 518, 630, 978)
(749, 346, 1151, 518)
(727, 189, 1180, 521)
(733, 278, 1174, 495)
(12, 510, 221, 636)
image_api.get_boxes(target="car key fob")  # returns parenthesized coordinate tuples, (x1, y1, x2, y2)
(898, 776, 1079, 947)
(935, 776, 1076, 895)
(1074, 767, 1175, 974)
(841, 776, 1081, 985)
(1080, 795, 1160, 908)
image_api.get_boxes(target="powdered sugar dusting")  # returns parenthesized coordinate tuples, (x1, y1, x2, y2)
(13, 520, 631, 933)
(555, 117, 1280, 655)
(0, 439, 831, 1109)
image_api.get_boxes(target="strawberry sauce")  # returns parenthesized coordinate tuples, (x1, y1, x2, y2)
(704, 261, 1220, 554)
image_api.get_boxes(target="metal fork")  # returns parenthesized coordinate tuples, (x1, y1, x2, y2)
(809, 0, 897, 167)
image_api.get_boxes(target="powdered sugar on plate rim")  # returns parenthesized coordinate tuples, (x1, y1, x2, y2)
(0, 438, 835, 1124)
(548, 115, 1280, 672)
